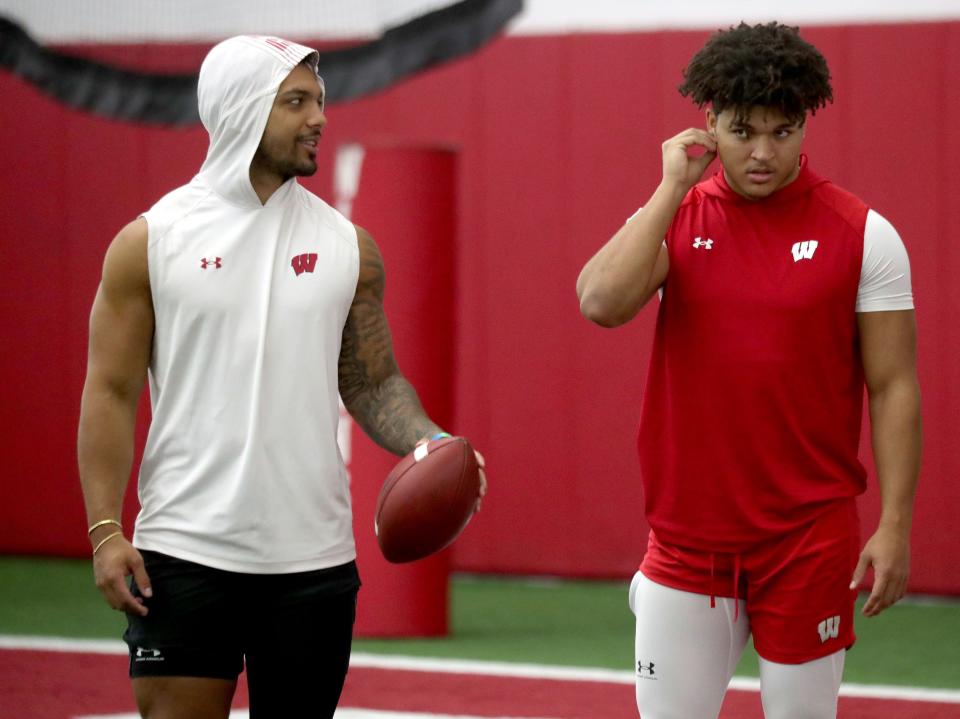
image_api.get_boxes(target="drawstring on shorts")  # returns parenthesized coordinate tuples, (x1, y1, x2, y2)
(733, 553, 741, 622)
(709, 553, 717, 609)
(709, 552, 742, 622)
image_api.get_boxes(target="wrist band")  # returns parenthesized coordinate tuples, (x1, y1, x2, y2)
(87, 519, 122, 536)
(430, 432, 452, 441)
(92, 531, 124, 556)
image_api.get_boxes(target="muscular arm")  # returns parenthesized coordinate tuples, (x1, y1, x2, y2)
(851, 309, 922, 617)
(338, 225, 443, 456)
(576, 128, 716, 327)
(575, 192, 674, 327)
(77, 217, 154, 614)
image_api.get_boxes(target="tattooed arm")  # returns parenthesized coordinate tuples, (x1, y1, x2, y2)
(338, 225, 444, 456)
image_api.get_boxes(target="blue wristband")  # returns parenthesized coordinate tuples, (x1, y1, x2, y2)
(430, 432, 453, 441)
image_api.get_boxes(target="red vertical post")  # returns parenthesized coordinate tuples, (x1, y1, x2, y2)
(339, 145, 457, 636)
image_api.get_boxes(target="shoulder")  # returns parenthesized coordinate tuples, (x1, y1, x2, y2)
(857, 209, 913, 312)
(680, 184, 708, 210)
(666, 185, 715, 238)
(809, 180, 870, 235)
(102, 218, 150, 296)
(108, 218, 148, 260)
(865, 208, 902, 238)
(294, 186, 358, 246)
(354, 224, 385, 297)
(863, 209, 910, 267)
(142, 179, 211, 243)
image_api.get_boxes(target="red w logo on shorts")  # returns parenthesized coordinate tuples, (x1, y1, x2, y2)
(291, 253, 318, 276)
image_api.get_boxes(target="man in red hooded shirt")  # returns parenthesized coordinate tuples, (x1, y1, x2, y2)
(577, 22, 920, 719)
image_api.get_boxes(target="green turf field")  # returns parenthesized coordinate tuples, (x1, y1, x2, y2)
(1, 557, 957, 689)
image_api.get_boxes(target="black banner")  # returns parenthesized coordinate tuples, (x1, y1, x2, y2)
(0, 0, 522, 126)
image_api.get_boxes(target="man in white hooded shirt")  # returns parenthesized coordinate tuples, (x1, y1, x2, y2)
(78, 35, 485, 718)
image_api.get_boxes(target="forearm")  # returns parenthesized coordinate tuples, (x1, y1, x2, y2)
(344, 372, 442, 456)
(77, 386, 139, 533)
(869, 378, 922, 531)
(577, 180, 685, 323)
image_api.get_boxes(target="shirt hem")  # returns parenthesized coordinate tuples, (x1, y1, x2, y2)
(133, 538, 357, 574)
(855, 300, 914, 312)
(647, 495, 860, 555)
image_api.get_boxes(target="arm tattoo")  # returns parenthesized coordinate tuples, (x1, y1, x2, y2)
(338, 229, 442, 456)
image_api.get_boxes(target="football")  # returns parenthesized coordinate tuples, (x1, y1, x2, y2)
(375, 436, 481, 563)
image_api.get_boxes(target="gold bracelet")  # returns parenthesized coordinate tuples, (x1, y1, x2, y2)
(87, 519, 122, 536)
(92, 531, 124, 556)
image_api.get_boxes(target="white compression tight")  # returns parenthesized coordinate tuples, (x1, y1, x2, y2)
(629, 571, 845, 719)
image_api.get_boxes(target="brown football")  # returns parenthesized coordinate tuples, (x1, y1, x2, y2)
(375, 436, 481, 563)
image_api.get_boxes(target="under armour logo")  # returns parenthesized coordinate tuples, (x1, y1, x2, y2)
(817, 616, 840, 643)
(200, 257, 222, 269)
(255, 36, 304, 66)
(263, 37, 291, 52)
(792, 240, 819, 262)
(637, 661, 656, 678)
(135, 646, 164, 661)
(291, 253, 318, 276)
(692, 237, 714, 250)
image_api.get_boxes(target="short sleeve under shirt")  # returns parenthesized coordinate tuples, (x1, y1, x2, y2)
(625, 207, 914, 312)
(857, 209, 913, 312)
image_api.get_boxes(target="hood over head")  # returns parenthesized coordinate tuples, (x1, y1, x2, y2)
(197, 35, 322, 208)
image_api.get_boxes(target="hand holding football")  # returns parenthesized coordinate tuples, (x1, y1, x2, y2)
(375, 436, 482, 563)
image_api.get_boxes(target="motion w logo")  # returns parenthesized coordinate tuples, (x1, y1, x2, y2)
(817, 616, 840, 643)
(792, 240, 819, 262)
(291, 253, 318, 276)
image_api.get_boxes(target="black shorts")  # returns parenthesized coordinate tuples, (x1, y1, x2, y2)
(124, 550, 360, 713)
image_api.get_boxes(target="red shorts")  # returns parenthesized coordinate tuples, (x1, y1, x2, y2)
(640, 498, 860, 664)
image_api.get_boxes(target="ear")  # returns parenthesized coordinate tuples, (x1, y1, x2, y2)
(706, 108, 718, 136)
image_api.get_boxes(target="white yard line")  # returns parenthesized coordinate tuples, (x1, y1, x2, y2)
(3, 635, 959, 704)
(0, 635, 126, 655)
(80, 711, 556, 719)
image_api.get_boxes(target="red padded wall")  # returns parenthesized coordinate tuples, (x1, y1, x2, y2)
(1, 23, 958, 593)
(346, 146, 458, 636)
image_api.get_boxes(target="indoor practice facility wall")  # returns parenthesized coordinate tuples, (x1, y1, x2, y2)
(0, 22, 957, 593)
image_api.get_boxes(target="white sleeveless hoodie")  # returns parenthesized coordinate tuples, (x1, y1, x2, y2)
(134, 36, 360, 573)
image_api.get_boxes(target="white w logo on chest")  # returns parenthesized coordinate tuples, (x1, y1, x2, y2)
(792, 240, 819, 262)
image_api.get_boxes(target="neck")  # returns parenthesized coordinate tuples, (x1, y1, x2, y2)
(249, 166, 286, 204)
(723, 160, 803, 201)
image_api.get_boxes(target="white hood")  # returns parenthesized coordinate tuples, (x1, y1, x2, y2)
(196, 35, 322, 208)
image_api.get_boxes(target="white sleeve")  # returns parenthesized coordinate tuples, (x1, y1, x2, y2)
(856, 209, 914, 312)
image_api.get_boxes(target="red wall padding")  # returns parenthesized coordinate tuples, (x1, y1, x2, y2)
(1, 23, 958, 593)
(347, 147, 458, 636)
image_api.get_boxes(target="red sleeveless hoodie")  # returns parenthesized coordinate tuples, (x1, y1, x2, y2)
(637, 157, 868, 552)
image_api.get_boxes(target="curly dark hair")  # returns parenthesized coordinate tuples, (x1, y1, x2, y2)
(678, 22, 833, 124)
